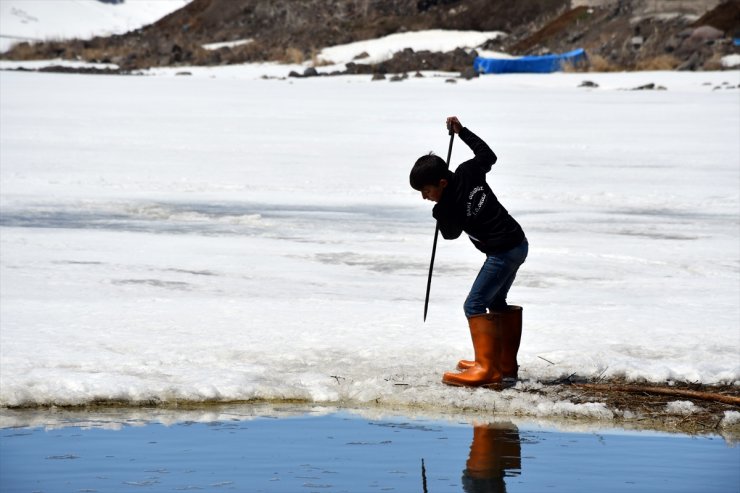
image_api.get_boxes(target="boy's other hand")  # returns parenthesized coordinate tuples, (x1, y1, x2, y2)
(446, 116, 462, 134)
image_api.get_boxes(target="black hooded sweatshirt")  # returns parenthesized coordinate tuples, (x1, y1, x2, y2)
(432, 127, 525, 255)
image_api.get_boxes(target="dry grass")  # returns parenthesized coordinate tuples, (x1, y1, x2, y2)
(282, 47, 305, 64)
(561, 52, 620, 72)
(551, 379, 740, 434)
(310, 49, 334, 67)
(1, 41, 51, 60)
(635, 54, 680, 71)
(587, 53, 620, 72)
(702, 52, 725, 71)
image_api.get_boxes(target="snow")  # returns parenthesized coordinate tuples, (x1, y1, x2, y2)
(722, 54, 740, 69)
(0, 58, 119, 70)
(202, 39, 253, 51)
(0, 66, 739, 420)
(0, 0, 191, 52)
(665, 401, 700, 415)
(722, 411, 740, 428)
(476, 50, 518, 60)
(317, 29, 505, 65)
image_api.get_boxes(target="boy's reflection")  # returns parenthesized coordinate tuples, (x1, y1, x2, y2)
(462, 422, 522, 493)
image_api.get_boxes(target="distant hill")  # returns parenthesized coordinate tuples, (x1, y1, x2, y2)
(2, 0, 738, 73)
(0, 0, 190, 53)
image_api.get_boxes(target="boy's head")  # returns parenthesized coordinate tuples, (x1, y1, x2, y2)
(410, 152, 450, 202)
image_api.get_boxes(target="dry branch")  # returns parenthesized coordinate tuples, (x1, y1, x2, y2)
(574, 383, 740, 406)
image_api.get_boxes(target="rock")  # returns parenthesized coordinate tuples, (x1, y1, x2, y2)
(303, 67, 318, 77)
(677, 26, 725, 56)
(353, 51, 370, 60)
(677, 52, 701, 71)
(445, 78, 457, 84)
(414, 71, 424, 78)
(568, 32, 584, 43)
(288, 70, 302, 78)
(690, 25, 724, 43)
(579, 80, 599, 88)
(629, 83, 666, 91)
(175, 71, 192, 76)
(460, 66, 479, 80)
(345, 62, 373, 75)
(37, 65, 124, 75)
(371, 73, 385, 81)
(356, 47, 476, 76)
(170, 43, 183, 63)
(664, 36, 680, 53)
(389, 74, 404, 82)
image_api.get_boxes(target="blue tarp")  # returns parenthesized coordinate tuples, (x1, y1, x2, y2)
(474, 48, 587, 74)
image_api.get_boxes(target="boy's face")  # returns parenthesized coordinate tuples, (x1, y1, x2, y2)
(419, 179, 447, 203)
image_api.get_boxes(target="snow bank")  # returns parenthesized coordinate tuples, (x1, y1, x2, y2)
(0, 59, 119, 70)
(0, 0, 191, 52)
(202, 39, 253, 51)
(0, 69, 738, 418)
(317, 29, 505, 65)
(721, 54, 740, 69)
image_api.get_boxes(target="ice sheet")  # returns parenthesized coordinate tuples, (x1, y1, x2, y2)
(1, 68, 738, 418)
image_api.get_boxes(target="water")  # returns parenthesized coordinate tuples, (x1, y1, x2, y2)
(1, 406, 737, 492)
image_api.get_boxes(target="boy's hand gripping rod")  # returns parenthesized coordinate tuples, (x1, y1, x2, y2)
(423, 127, 454, 321)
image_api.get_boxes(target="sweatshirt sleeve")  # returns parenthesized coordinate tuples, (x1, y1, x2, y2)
(432, 203, 463, 240)
(459, 127, 497, 173)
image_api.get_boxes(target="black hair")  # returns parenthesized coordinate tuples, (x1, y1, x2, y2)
(409, 152, 449, 191)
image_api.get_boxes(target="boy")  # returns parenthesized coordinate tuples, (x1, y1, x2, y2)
(410, 116, 528, 387)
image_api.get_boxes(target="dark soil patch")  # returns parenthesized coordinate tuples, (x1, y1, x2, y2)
(693, 0, 740, 34)
(510, 6, 591, 53)
(553, 379, 740, 434)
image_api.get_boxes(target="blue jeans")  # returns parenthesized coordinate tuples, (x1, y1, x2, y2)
(463, 239, 528, 318)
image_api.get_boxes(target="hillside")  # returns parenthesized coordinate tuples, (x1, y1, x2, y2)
(1, 0, 739, 73)
(0, 0, 190, 53)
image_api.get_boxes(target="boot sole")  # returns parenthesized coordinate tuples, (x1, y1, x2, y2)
(483, 379, 516, 390)
(442, 379, 516, 390)
(454, 366, 518, 381)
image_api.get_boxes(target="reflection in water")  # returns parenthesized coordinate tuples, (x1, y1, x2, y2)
(462, 422, 522, 493)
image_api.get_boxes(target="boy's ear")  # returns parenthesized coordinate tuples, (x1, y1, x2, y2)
(439, 178, 448, 189)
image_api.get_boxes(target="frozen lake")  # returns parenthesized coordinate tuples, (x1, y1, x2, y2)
(0, 68, 738, 421)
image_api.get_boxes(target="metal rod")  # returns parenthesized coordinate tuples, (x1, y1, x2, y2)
(423, 130, 454, 321)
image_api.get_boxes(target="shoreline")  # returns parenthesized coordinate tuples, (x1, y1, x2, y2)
(2, 379, 738, 438)
(1, 59, 739, 79)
